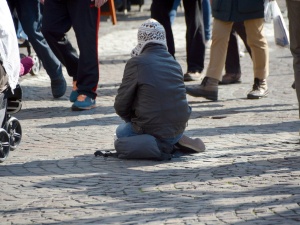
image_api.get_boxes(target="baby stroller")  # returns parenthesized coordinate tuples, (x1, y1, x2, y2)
(0, 85, 22, 163)
(19, 40, 42, 76)
(14, 11, 42, 76)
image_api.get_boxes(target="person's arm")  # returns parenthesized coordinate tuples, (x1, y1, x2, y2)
(114, 61, 138, 122)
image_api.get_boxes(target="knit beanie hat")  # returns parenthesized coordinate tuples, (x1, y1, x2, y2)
(131, 18, 168, 57)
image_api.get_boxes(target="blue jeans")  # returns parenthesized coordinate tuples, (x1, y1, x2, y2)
(202, 0, 212, 41)
(7, 0, 63, 80)
(169, 0, 181, 25)
(116, 122, 183, 145)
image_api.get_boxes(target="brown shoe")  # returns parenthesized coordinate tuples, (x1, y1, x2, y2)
(247, 78, 269, 99)
(219, 73, 241, 85)
(176, 135, 205, 152)
(184, 71, 203, 81)
(186, 77, 219, 101)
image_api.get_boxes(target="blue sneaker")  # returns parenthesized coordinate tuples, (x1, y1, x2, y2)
(69, 90, 79, 102)
(51, 76, 66, 98)
(71, 95, 96, 111)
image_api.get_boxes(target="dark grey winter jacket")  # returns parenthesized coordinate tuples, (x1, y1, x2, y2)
(114, 44, 191, 139)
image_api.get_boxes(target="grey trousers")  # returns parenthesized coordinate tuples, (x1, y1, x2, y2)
(286, 0, 300, 117)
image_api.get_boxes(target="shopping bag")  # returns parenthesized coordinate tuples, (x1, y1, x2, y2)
(264, 0, 273, 23)
(271, 0, 289, 47)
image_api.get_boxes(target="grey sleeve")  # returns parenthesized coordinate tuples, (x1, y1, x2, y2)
(114, 61, 138, 122)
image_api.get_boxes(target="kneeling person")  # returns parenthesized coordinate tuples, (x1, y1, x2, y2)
(114, 19, 205, 158)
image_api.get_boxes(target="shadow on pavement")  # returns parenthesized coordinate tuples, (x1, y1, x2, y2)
(1, 153, 300, 224)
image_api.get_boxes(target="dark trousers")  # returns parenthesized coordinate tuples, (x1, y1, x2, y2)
(42, 0, 100, 99)
(286, 0, 300, 116)
(151, 0, 175, 57)
(7, 0, 63, 80)
(182, 0, 205, 73)
(225, 22, 252, 74)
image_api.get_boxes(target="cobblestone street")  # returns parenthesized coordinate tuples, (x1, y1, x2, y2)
(1, 1, 300, 224)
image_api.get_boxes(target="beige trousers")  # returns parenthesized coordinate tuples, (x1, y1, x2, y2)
(206, 18, 269, 81)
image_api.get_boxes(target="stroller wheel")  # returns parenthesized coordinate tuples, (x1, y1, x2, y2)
(5, 117, 22, 151)
(30, 54, 42, 76)
(0, 128, 10, 163)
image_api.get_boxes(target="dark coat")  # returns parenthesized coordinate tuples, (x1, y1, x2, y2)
(212, 0, 264, 22)
(114, 44, 191, 139)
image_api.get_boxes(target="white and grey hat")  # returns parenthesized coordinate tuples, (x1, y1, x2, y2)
(131, 18, 168, 57)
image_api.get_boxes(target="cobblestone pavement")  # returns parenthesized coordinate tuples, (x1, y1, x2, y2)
(2, 1, 300, 224)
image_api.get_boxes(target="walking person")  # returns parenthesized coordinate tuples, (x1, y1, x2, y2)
(182, 0, 206, 81)
(41, 0, 107, 111)
(7, 0, 67, 99)
(186, 0, 269, 100)
(152, 0, 206, 82)
(286, 0, 300, 117)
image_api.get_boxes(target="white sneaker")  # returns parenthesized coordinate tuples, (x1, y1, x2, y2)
(176, 135, 206, 152)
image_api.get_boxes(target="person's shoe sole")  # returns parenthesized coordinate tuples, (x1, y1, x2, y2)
(247, 90, 269, 99)
(184, 74, 203, 82)
(176, 137, 205, 153)
(219, 80, 242, 85)
(71, 104, 96, 111)
(184, 76, 200, 82)
(175, 142, 205, 153)
(186, 87, 218, 101)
